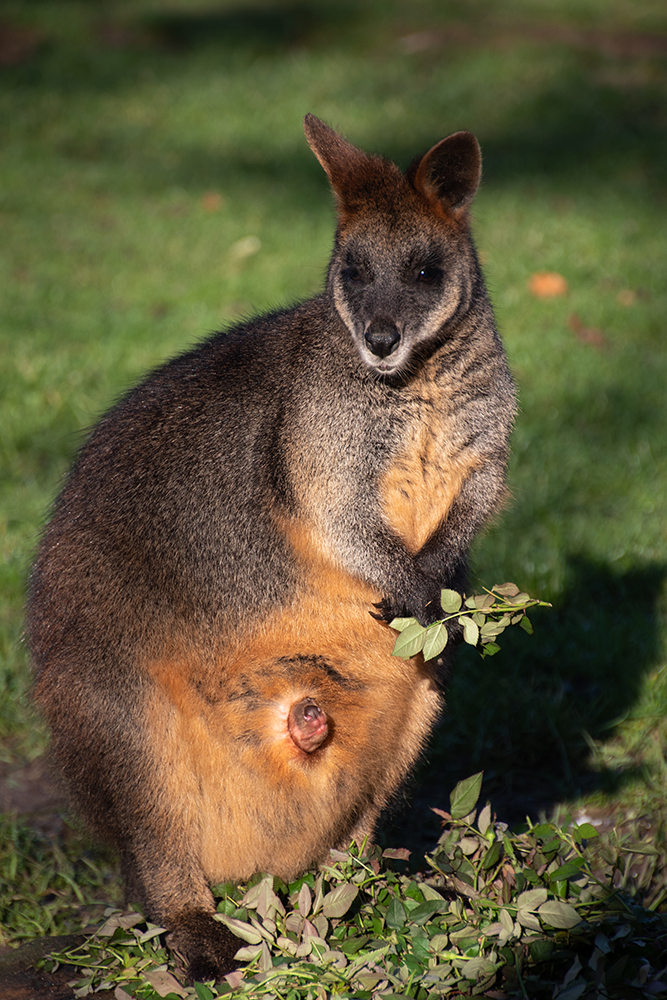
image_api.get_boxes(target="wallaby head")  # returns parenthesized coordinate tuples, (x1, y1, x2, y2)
(304, 114, 483, 379)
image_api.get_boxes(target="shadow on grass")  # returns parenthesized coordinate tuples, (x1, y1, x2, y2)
(3, 5, 666, 198)
(38, 74, 667, 199)
(143, 2, 343, 52)
(382, 76, 667, 197)
(0, 0, 365, 88)
(381, 553, 667, 859)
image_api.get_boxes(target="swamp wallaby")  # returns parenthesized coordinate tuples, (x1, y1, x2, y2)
(28, 115, 516, 983)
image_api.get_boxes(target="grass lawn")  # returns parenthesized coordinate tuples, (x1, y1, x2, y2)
(1, 0, 666, 988)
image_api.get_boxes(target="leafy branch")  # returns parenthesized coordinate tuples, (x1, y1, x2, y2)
(390, 582, 551, 661)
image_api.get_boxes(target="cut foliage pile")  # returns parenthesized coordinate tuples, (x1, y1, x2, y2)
(44, 774, 667, 999)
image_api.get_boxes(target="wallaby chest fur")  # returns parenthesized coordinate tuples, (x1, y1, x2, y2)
(27, 115, 516, 983)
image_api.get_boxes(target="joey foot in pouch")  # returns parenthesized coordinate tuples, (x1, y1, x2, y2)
(288, 697, 328, 753)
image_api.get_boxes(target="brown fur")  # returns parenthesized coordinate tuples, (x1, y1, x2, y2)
(27, 115, 516, 983)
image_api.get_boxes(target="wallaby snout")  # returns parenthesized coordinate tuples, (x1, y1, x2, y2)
(364, 317, 401, 358)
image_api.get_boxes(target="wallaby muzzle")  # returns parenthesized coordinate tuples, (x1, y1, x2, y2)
(364, 318, 401, 358)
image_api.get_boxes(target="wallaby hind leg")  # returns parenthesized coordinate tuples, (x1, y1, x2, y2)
(167, 910, 239, 986)
(38, 670, 239, 984)
(121, 842, 239, 984)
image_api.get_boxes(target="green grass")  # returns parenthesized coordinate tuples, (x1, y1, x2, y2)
(1, 0, 666, 979)
(0, 814, 120, 946)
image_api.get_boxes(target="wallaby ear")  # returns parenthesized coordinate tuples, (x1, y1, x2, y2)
(412, 131, 482, 211)
(303, 114, 369, 204)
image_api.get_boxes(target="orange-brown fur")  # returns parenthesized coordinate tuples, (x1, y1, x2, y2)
(380, 363, 484, 553)
(142, 557, 442, 884)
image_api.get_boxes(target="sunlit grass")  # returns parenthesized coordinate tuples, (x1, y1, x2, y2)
(0, 0, 666, 934)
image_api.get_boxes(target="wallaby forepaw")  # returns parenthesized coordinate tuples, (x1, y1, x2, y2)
(371, 590, 443, 627)
(370, 597, 399, 623)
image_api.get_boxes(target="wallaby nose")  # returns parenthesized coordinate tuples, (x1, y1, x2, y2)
(364, 319, 401, 358)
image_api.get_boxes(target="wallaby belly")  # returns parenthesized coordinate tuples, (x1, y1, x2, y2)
(146, 578, 442, 884)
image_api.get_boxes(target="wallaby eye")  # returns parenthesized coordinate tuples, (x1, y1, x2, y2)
(417, 266, 443, 285)
(343, 266, 364, 285)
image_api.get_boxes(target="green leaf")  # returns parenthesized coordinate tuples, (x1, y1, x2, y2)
(98, 912, 145, 936)
(492, 582, 520, 597)
(519, 616, 534, 634)
(409, 931, 432, 962)
(232, 942, 263, 962)
(392, 622, 427, 659)
(419, 884, 445, 902)
(247, 873, 285, 919)
(620, 841, 660, 856)
(422, 622, 448, 660)
(321, 883, 359, 919)
(440, 589, 462, 613)
(407, 899, 446, 924)
(477, 803, 491, 835)
(297, 882, 312, 918)
(572, 822, 599, 841)
(338, 934, 369, 955)
(537, 899, 581, 929)
(389, 617, 417, 633)
(194, 984, 215, 1000)
(429, 932, 450, 953)
(482, 840, 501, 870)
(459, 956, 499, 979)
(529, 939, 553, 963)
(214, 914, 263, 944)
(450, 772, 483, 820)
(481, 642, 501, 656)
(383, 848, 411, 861)
(385, 896, 407, 929)
(480, 621, 505, 638)
(499, 908, 514, 935)
(144, 970, 188, 997)
(462, 618, 479, 646)
(517, 888, 548, 911)
(467, 593, 494, 610)
(136, 925, 168, 944)
(550, 859, 585, 881)
(517, 909, 541, 931)
(478, 594, 496, 609)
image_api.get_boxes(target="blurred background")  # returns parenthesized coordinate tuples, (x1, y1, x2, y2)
(0, 0, 666, 872)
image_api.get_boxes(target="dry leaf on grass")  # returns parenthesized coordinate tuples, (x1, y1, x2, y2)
(0, 21, 44, 66)
(201, 191, 224, 211)
(569, 313, 608, 349)
(528, 271, 568, 297)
